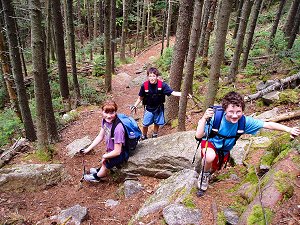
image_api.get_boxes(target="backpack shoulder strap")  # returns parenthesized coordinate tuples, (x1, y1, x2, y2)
(237, 115, 246, 136)
(111, 115, 122, 138)
(143, 81, 149, 93)
(209, 107, 224, 138)
(157, 79, 163, 92)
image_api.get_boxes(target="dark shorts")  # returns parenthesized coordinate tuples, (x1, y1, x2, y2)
(200, 140, 230, 172)
(104, 151, 128, 169)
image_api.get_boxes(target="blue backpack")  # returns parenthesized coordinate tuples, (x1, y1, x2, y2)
(111, 113, 142, 158)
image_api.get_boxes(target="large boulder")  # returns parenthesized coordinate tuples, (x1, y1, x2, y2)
(122, 131, 201, 178)
(0, 164, 64, 192)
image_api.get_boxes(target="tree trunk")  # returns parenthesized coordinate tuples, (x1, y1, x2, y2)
(120, 0, 128, 62)
(134, 0, 141, 56)
(283, 0, 300, 38)
(161, 3, 167, 56)
(202, 0, 217, 68)
(228, 0, 254, 84)
(93, 0, 98, 39)
(110, 0, 116, 74)
(104, 0, 112, 92)
(178, 0, 204, 131)
(205, 0, 234, 108)
(45, 0, 52, 67)
(51, 0, 70, 111)
(1, 0, 36, 141)
(67, 0, 81, 105)
(146, 0, 151, 43)
(198, 0, 212, 56)
(165, 0, 194, 121)
(30, 0, 50, 150)
(140, 0, 147, 49)
(63, 0, 71, 63)
(233, 0, 244, 39)
(166, 0, 172, 48)
(269, 0, 286, 48)
(99, 0, 105, 55)
(86, 0, 93, 60)
(287, 4, 300, 49)
(241, 0, 263, 68)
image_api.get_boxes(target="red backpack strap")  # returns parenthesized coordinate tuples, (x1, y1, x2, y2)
(157, 79, 163, 91)
(143, 81, 149, 93)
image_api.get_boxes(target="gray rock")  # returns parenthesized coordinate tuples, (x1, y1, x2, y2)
(231, 139, 250, 165)
(57, 204, 87, 225)
(223, 208, 239, 225)
(262, 91, 280, 105)
(124, 180, 144, 198)
(0, 164, 64, 192)
(254, 107, 279, 121)
(105, 199, 119, 208)
(122, 131, 202, 178)
(66, 136, 92, 157)
(132, 72, 147, 86)
(163, 203, 201, 225)
(134, 169, 198, 220)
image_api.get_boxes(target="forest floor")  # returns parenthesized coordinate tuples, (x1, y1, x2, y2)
(1, 39, 300, 225)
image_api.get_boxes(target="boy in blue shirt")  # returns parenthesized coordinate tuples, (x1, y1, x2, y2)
(195, 91, 300, 191)
(131, 67, 184, 140)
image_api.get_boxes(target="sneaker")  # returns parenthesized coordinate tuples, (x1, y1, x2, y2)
(197, 171, 210, 191)
(152, 133, 158, 138)
(84, 173, 101, 182)
(141, 135, 148, 140)
(89, 167, 100, 174)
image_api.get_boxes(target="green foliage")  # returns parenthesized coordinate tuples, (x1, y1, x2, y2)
(79, 78, 106, 105)
(217, 211, 227, 225)
(266, 134, 291, 157)
(156, 47, 173, 72)
(274, 170, 294, 199)
(257, 10, 275, 25)
(93, 55, 106, 77)
(247, 205, 273, 225)
(229, 196, 249, 214)
(243, 167, 258, 184)
(171, 119, 178, 128)
(277, 89, 299, 104)
(27, 148, 54, 162)
(271, 30, 287, 52)
(0, 108, 23, 147)
(182, 194, 196, 209)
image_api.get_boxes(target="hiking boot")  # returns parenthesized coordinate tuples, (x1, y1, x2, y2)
(84, 173, 101, 183)
(141, 135, 148, 140)
(89, 167, 100, 174)
(197, 171, 210, 191)
(152, 133, 158, 138)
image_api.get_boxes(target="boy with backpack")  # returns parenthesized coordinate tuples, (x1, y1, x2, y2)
(131, 67, 189, 140)
(195, 91, 300, 192)
(82, 100, 141, 182)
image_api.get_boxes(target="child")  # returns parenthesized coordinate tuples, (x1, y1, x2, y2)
(131, 67, 188, 140)
(195, 91, 300, 191)
(82, 100, 127, 182)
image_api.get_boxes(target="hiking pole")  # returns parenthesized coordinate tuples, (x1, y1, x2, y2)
(192, 138, 201, 164)
(79, 149, 86, 183)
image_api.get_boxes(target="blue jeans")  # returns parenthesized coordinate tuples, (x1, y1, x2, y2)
(143, 105, 165, 126)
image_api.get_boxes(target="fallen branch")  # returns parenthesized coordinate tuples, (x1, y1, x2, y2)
(244, 72, 300, 102)
(265, 109, 300, 122)
(0, 138, 29, 168)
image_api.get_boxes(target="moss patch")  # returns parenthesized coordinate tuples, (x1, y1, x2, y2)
(217, 211, 227, 225)
(274, 170, 294, 200)
(182, 194, 196, 209)
(247, 205, 273, 225)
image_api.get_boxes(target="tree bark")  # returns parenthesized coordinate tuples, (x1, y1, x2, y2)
(99, 0, 105, 55)
(165, 0, 194, 121)
(178, 0, 204, 131)
(283, 0, 300, 38)
(166, 0, 172, 48)
(120, 0, 128, 62)
(265, 109, 300, 122)
(111, 0, 116, 74)
(67, 0, 81, 106)
(134, 0, 141, 56)
(233, 0, 244, 39)
(30, 0, 49, 150)
(1, 0, 36, 141)
(244, 72, 300, 101)
(228, 0, 254, 84)
(287, 4, 300, 49)
(198, 0, 212, 56)
(104, 0, 112, 92)
(93, 0, 98, 39)
(51, 0, 70, 111)
(161, 2, 167, 56)
(269, 0, 286, 48)
(140, 0, 147, 49)
(241, 0, 263, 68)
(86, 0, 93, 60)
(204, 0, 234, 108)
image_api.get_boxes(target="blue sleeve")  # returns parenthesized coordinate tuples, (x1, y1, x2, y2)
(162, 82, 174, 96)
(245, 116, 264, 135)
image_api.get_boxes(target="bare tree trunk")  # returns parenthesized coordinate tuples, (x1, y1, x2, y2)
(30, 0, 49, 150)
(166, 0, 172, 48)
(161, 2, 167, 56)
(165, 0, 194, 121)
(99, 0, 105, 55)
(86, 0, 93, 60)
(140, 0, 147, 49)
(283, 0, 300, 38)
(205, 0, 234, 108)
(241, 0, 263, 68)
(134, 0, 141, 56)
(198, 0, 212, 56)
(93, 0, 98, 39)
(67, 0, 81, 105)
(146, 0, 151, 43)
(104, 0, 112, 92)
(178, 0, 204, 131)
(2, 0, 36, 141)
(45, 0, 51, 67)
(52, 0, 70, 111)
(233, 0, 244, 39)
(269, 0, 286, 48)
(120, 0, 128, 62)
(202, 0, 217, 68)
(63, 0, 71, 63)
(111, 0, 116, 74)
(287, 4, 300, 49)
(228, 0, 254, 84)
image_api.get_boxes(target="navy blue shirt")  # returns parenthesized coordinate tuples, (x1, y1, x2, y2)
(138, 81, 173, 111)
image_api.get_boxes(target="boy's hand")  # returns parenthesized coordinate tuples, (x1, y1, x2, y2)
(289, 127, 300, 138)
(202, 107, 214, 121)
(187, 94, 192, 99)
